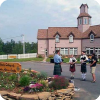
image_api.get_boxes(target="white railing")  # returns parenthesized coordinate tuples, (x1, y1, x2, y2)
(0, 53, 37, 59)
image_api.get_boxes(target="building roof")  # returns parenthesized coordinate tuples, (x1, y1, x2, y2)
(37, 27, 82, 39)
(80, 4, 88, 8)
(37, 25, 100, 39)
(77, 13, 91, 19)
(82, 25, 100, 38)
(48, 27, 82, 39)
(37, 29, 48, 39)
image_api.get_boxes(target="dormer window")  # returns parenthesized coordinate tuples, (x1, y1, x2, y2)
(55, 34, 60, 43)
(90, 34, 94, 42)
(69, 35, 73, 43)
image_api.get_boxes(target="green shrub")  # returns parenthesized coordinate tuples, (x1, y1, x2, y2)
(49, 76, 69, 90)
(48, 55, 54, 58)
(21, 69, 25, 73)
(38, 55, 43, 58)
(39, 80, 47, 87)
(62, 55, 66, 58)
(30, 79, 38, 84)
(19, 75, 31, 86)
(30, 71, 37, 77)
(77, 57, 80, 61)
(8, 74, 17, 81)
(36, 72, 48, 80)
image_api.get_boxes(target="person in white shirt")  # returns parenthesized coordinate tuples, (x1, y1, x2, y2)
(69, 55, 77, 79)
(80, 51, 88, 81)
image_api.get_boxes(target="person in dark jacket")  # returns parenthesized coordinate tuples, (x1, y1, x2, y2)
(90, 53, 97, 83)
(80, 51, 88, 81)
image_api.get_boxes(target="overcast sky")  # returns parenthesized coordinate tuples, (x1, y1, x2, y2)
(0, 0, 100, 43)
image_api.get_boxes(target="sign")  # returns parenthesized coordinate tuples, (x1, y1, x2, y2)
(9, 55, 17, 59)
(0, 62, 22, 73)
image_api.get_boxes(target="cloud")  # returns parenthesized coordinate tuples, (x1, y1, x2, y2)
(0, 0, 100, 42)
(0, 0, 6, 6)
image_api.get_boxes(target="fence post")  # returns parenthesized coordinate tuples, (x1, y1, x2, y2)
(7, 54, 8, 59)
(2, 55, 3, 59)
(18, 54, 20, 59)
(28, 53, 29, 58)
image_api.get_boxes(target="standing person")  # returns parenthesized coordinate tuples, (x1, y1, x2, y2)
(90, 53, 97, 83)
(80, 51, 88, 81)
(53, 50, 62, 76)
(69, 55, 77, 79)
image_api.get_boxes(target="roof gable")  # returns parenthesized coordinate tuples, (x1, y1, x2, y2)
(82, 25, 100, 38)
(53, 31, 61, 37)
(80, 4, 88, 8)
(67, 32, 75, 37)
(88, 30, 96, 37)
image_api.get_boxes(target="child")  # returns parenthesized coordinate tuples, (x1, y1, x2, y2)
(69, 55, 77, 79)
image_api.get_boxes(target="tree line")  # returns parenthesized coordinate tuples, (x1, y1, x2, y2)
(0, 38, 37, 55)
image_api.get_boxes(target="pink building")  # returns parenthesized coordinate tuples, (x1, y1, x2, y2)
(37, 4, 100, 57)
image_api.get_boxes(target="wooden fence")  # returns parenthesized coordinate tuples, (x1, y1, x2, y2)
(0, 53, 37, 59)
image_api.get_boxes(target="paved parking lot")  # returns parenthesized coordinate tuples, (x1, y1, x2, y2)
(20, 62, 100, 100)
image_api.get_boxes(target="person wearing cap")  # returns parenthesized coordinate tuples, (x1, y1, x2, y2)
(53, 50, 62, 76)
(69, 55, 77, 79)
(90, 53, 97, 83)
(80, 51, 88, 81)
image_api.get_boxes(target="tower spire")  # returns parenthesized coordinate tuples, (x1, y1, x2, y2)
(77, 4, 92, 33)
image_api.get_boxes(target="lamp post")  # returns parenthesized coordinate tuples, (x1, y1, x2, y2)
(21, 34, 25, 54)
(45, 49, 47, 57)
(55, 43, 56, 53)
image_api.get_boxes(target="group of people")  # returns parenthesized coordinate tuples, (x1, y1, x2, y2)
(53, 50, 98, 83)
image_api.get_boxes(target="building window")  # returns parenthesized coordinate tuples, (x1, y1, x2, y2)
(79, 18, 82, 25)
(84, 18, 87, 24)
(86, 48, 94, 55)
(55, 34, 59, 43)
(60, 48, 68, 55)
(69, 48, 77, 55)
(90, 34, 94, 42)
(69, 35, 73, 43)
(95, 48, 100, 54)
(89, 19, 90, 24)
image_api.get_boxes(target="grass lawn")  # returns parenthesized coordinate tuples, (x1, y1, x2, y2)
(0, 58, 44, 62)
(47, 58, 74, 63)
(46, 58, 100, 64)
(47, 58, 80, 63)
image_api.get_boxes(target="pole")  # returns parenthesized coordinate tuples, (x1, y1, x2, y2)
(55, 44, 56, 53)
(22, 34, 25, 54)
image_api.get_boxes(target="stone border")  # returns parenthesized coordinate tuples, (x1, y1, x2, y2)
(0, 83, 74, 100)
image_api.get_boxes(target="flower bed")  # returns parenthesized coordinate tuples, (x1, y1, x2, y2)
(0, 69, 69, 93)
(0, 69, 74, 100)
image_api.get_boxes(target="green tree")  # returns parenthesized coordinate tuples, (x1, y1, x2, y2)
(0, 38, 4, 54)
